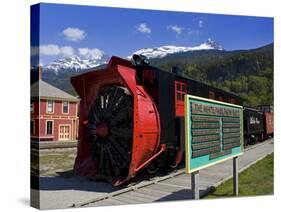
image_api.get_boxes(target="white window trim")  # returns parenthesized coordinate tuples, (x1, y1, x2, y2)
(45, 120, 54, 135)
(46, 100, 54, 114)
(62, 101, 69, 114)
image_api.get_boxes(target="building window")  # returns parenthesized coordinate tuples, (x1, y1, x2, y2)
(46, 121, 53, 135)
(30, 120, 35, 135)
(62, 101, 69, 114)
(176, 83, 181, 91)
(31, 102, 34, 113)
(47, 100, 54, 113)
(181, 84, 186, 93)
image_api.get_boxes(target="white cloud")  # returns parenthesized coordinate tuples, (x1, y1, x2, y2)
(136, 23, 151, 34)
(37, 44, 75, 57)
(62, 27, 86, 42)
(34, 44, 105, 60)
(198, 20, 204, 28)
(40, 44, 61, 56)
(167, 25, 184, 35)
(60, 46, 75, 57)
(78, 48, 104, 60)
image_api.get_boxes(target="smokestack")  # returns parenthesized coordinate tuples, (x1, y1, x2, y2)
(171, 66, 183, 76)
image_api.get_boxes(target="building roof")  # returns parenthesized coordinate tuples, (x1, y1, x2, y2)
(31, 80, 79, 101)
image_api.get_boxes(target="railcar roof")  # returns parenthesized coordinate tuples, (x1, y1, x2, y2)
(149, 65, 242, 99)
(243, 106, 264, 113)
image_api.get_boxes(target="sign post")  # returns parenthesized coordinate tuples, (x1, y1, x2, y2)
(191, 171, 199, 200)
(233, 156, 239, 196)
(184, 95, 243, 199)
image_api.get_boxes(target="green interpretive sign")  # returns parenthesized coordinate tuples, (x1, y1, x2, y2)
(185, 95, 243, 174)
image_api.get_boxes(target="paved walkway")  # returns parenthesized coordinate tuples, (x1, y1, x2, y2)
(87, 139, 274, 207)
(33, 138, 274, 209)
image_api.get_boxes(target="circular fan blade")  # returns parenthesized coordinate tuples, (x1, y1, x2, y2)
(87, 85, 133, 178)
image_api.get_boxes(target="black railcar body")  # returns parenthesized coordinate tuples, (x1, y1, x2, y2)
(243, 107, 264, 145)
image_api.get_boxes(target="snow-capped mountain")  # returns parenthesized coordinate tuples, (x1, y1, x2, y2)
(130, 39, 224, 59)
(43, 39, 223, 74)
(44, 54, 110, 74)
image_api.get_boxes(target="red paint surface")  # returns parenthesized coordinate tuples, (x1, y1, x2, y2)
(31, 99, 79, 141)
(264, 112, 274, 134)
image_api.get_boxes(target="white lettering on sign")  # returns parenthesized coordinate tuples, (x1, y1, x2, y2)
(250, 116, 260, 125)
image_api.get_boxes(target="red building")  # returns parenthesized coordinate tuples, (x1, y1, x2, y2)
(31, 76, 79, 141)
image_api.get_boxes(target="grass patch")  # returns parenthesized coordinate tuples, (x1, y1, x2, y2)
(39, 149, 76, 177)
(205, 153, 274, 198)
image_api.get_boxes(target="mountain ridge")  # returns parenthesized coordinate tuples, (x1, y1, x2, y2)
(44, 54, 110, 74)
(130, 38, 224, 59)
(42, 42, 273, 106)
(43, 39, 224, 74)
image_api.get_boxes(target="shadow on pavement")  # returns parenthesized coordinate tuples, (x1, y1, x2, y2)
(154, 188, 206, 202)
(37, 164, 186, 193)
(38, 175, 118, 192)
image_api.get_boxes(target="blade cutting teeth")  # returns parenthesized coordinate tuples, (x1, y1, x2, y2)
(101, 95, 104, 109)
(105, 95, 109, 108)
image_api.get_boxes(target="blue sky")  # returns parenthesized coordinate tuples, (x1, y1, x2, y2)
(32, 3, 273, 65)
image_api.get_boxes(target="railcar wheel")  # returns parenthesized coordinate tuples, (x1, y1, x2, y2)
(147, 162, 159, 174)
(169, 162, 178, 168)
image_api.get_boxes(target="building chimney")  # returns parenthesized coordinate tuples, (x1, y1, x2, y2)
(38, 66, 42, 80)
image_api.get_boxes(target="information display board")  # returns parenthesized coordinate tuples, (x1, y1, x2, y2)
(185, 95, 243, 174)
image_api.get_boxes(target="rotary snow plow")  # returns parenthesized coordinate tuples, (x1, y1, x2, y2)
(71, 56, 162, 186)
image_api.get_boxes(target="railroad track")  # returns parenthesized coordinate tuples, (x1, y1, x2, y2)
(70, 140, 272, 208)
(31, 140, 77, 150)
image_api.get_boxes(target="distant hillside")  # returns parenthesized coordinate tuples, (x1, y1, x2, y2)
(151, 43, 273, 106)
